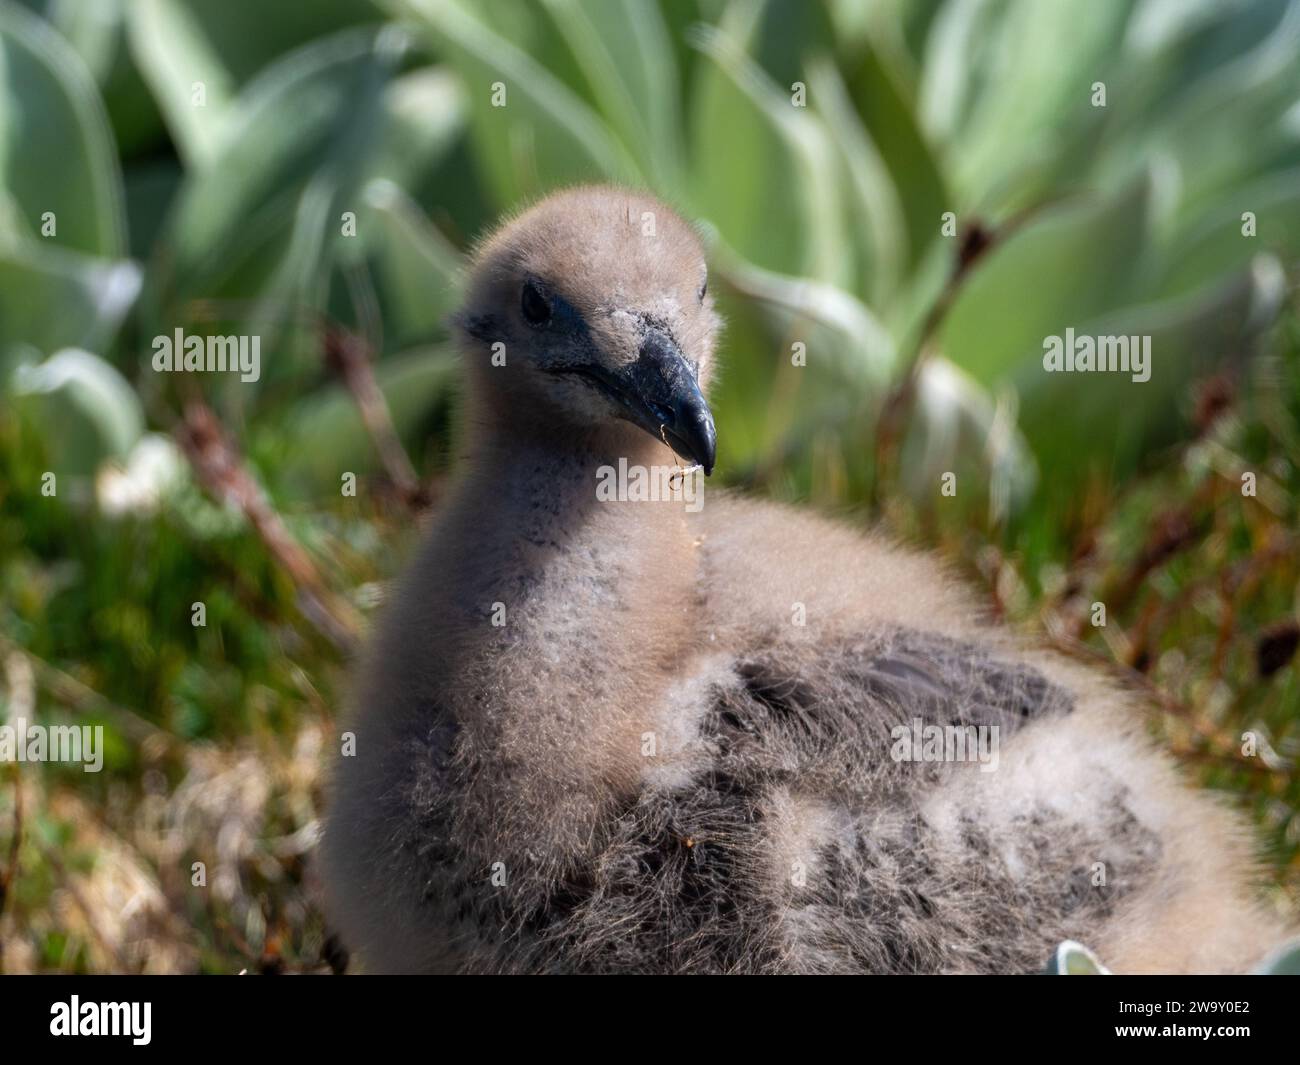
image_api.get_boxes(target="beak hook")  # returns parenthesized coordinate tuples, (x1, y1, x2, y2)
(659, 422, 704, 484)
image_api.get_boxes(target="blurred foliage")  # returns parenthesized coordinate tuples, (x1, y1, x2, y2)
(0, 0, 1297, 971)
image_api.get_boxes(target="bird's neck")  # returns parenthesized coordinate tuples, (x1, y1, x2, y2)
(417, 409, 707, 691)
(372, 408, 711, 873)
(432, 417, 702, 808)
(458, 416, 701, 602)
(471, 418, 698, 509)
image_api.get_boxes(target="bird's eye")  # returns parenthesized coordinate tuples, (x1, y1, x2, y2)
(521, 281, 552, 327)
(698, 272, 708, 303)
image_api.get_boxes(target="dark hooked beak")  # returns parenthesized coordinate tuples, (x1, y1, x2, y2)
(563, 327, 716, 475)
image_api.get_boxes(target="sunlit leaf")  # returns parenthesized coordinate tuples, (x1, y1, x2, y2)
(807, 57, 907, 304)
(1045, 940, 1111, 975)
(128, 0, 388, 169)
(844, 34, 950, 274)
(0, 244, 140, 356)
(0, 0, 126, 256)
(358, 178, 464, 346)
(127, 0, 235, 169)
(144, 27, 406, 385)
(941, 174, 1151, 385)
(689, 22, 847, 285)
(395, 0, 635, 206)
(541, 0, 683, 188)
(10, 347, 144, 471)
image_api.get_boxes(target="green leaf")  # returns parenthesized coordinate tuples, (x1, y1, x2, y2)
(1252, 938, 1300, 975)
(936, 0, 1132, 211)
(42, 0, 128, 84)
(1014, 254, 1286, 499)
(395, 0, 635, 207)
(10, 347, 144, 472)
(123, 159, 183, 260)
(277, 345, 457, 492)
(127, 0, 236, 169)
(0, 243, 139, 356)
(807, 57, 907, 305)
(42, 0, 166, 159)
(1099, 1, 1300, 212)
(144, 27, 406, 382)
(358, 178, 464, 346)
(689, 22, 848, 286)
(127, 0, 389, 169)
(0, 0, 127, 256)
(364, 67, 468, 194)
(716, 239, 895, 388)
(1156, 167, 1300, 299)
(844, 35, 950, 274)
(941, 174, 1151, 385)
(540, 0, 683, 189)
(916, 0, 1006, 148)
(899, 356, 1036, 521)
(1045, 940, 1111, 975)
(744, 0, 837, 85)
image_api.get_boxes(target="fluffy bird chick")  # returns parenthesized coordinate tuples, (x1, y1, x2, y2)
(321, 185, 1288, 974)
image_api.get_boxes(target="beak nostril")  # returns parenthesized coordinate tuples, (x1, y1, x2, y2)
(545, 320, 715, 473)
